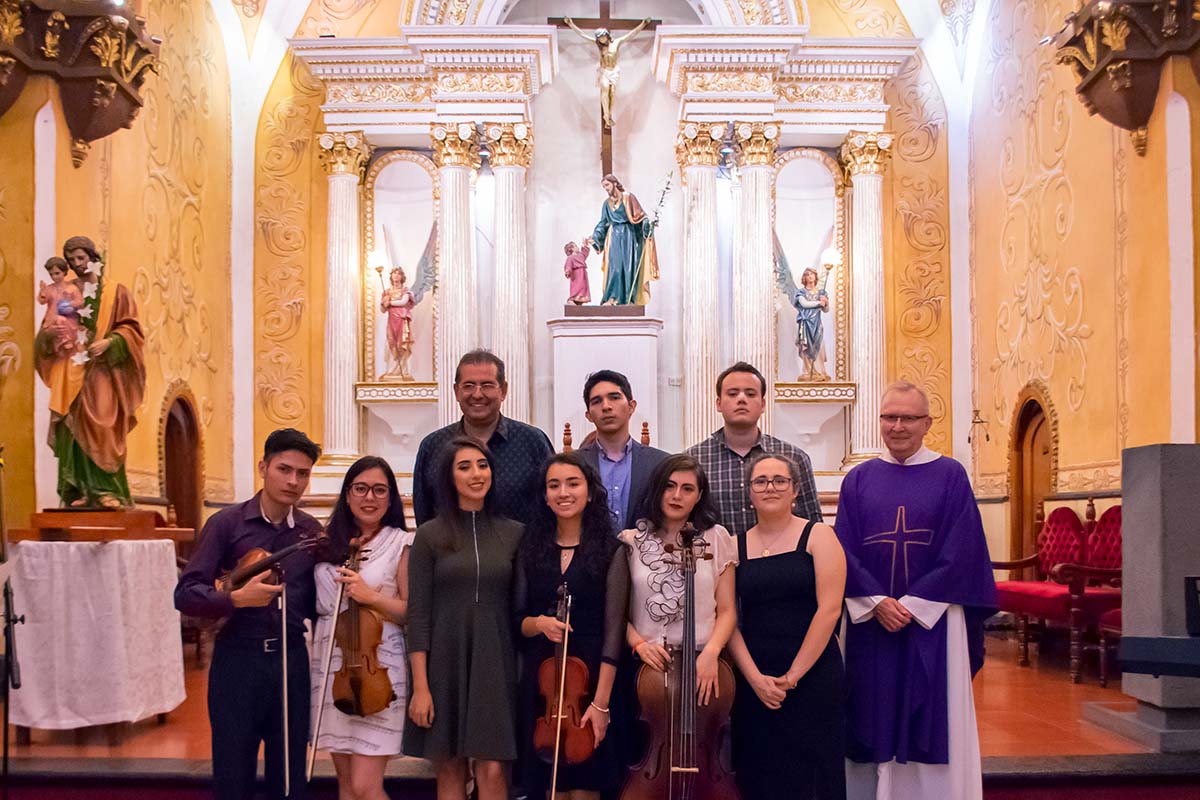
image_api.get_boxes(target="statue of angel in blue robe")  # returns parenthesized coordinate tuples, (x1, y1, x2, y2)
(774, 233, 833, 381)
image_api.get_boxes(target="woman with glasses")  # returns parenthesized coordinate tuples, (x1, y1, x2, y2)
(310, 455, 411, 800)
(727, 453, 847, 799)
(404, 437, 524, 800)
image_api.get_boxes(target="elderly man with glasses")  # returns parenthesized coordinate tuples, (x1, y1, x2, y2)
(411, 349, 553, 528)
(835, 381, 997, 800)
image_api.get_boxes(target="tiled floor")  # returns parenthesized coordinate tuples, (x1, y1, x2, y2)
(9, 632, 1148, 763)
(974, 635, 1147, 757)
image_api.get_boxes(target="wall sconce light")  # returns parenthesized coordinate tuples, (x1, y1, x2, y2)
(967, 409, 990, 444)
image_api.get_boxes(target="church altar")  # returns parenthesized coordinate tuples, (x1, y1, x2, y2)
(287, 0, 918, 492)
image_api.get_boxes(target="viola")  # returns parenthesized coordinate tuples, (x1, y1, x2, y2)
(330, 541, 395, 717)
(214, 533, 332, 594)
(533, 582, 594, 783)
(621, 524, 740, 800)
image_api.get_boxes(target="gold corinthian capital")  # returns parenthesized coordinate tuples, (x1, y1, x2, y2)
(485, 122, 533, 168)
(431, 123, 481, 170)
(733, 121, 780, 167)
(675, 122, 724, 168)
(317, 131, 371, 179)
(840, 130, 894, 177)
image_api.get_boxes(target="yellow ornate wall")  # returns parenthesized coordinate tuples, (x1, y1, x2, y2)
(0, 80, 49, 527)
(970, 0, 1175, 498)
(885, 52, 954, 454)
(251, 1, 386, 462)
(1, 0, 234, 520)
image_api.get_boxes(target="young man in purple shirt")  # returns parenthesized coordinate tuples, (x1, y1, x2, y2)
(175, 428, 322, 800)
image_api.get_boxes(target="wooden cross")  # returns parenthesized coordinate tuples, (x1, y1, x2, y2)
(550, 1, 660, 176)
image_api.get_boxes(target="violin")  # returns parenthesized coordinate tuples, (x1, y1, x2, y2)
(215, 533, 332, 594)
(621, 524, 740, 800)
(330, 541, 395, 716)
(533, 582, 594, 787)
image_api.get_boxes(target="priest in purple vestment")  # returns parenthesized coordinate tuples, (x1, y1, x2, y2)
(835, 381, 997, 800)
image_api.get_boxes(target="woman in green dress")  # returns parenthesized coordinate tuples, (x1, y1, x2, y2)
(404, 436, 524, 799)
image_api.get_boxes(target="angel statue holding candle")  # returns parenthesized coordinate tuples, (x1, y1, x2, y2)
(377, 222, 436, 382)
(774, 234, 838, 382)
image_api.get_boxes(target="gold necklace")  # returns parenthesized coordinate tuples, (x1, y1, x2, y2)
(757, 527, 790, 557)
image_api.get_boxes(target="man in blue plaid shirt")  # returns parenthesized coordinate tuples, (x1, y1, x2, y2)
(685, 361, 822, 536)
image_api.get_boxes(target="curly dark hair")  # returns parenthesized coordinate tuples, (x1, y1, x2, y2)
(641, 453, 721, 533)
(521, 452, 615, 582)
(323, 455, 407, 562)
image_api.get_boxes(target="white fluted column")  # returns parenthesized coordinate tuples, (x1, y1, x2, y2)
(678, 123, 724, 445)
(488, 122, 533, 422)
(432, 123, 481, 426)
(841, 131, 893, 464)
(733, 122, 779, 433)
(317, 131, 370, 462)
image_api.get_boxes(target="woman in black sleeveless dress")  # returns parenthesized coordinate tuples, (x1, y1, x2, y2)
(513, 452, 630, 800)
(727, 453, 848, 800)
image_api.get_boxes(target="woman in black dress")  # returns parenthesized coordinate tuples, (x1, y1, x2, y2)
(727, 453, 847, 800)
(514, 452, 630, 800)
(404, 438, 524, 800)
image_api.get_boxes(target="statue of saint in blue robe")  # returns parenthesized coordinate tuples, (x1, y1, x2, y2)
(835, 448, 997, 799)
(591, 190, 658, 306)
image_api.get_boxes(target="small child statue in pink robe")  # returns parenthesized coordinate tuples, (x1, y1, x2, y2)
(564, 237, 593, 305)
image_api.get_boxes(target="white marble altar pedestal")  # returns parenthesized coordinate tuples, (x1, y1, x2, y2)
(547, 315, 664, 451)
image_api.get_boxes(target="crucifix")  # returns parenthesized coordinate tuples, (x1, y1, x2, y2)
(550, 2, 659, 176)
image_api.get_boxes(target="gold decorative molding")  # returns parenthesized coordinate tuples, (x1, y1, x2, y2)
(840, 130, 894, 176)
(832, 0, 912, 36)
(0, 304, 19, 397)
(685, 71, 774, 94)
(778, 80, 884, 105)
(486, 122, 533, 168)
(326, 80, 431, 105)
(317, 130, 371, 178)
(437, 72, 524, 95)
(733, 121, 779, 167)
(431, 123, 480, 170)
(41, 11, 67, 60)
(0, 1, 23, 47)
(675, 121, 724, 168)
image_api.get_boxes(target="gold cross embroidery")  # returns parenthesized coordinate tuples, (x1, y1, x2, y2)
(863, 506, 933, 596)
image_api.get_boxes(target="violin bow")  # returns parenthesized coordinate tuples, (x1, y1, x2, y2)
(550, 587, 573, 797)
(307, 578, 347, 781)
(279, 565, 291, 797)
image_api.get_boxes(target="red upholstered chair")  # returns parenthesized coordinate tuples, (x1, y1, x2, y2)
(1098, 608, 1122, 687)
(992, 503, 1090, 677)
(1052, 504, 1123, 684)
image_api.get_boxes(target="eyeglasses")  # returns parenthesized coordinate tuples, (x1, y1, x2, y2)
(880, 414, 929, 426)
(457, 381, 501, 395)
(350, 483, 390, 499)
(750, 476, 793, 493)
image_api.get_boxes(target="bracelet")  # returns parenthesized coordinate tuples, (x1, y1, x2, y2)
(589, 702, 610, 715)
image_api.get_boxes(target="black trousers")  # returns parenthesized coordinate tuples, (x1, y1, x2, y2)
(208, 634, 310, 800)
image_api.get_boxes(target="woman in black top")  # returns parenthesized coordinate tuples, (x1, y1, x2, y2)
(727, 453, 847, 800)
(404, 438, 524, 800)
(514, 452, 630, 800)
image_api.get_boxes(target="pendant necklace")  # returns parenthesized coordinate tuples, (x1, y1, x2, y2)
(758, 527, 789, 557)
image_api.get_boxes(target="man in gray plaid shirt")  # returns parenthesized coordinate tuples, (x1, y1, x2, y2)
(685, 361, 822, 537)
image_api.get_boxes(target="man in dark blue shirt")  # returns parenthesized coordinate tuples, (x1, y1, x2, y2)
(412, 350, 554, 527)
(576, 369, 668, 532)
(175, 428, 321, 800)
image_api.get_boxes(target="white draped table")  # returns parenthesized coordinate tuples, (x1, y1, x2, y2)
(8, 539, 186, 729)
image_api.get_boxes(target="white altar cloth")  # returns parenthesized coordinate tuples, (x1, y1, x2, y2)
(8, 539, 186, 728)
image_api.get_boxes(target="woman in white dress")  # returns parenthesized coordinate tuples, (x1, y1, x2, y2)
(310, 455, 412, 800)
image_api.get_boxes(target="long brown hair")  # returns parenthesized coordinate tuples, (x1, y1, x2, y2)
(601, 174, 624, 192)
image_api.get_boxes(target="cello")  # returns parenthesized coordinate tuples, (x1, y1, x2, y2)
(621, 524, 740, 800)
(533, 582, 594, 792)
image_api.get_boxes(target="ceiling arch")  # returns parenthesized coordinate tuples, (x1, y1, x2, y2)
(404, 0, 810, 27)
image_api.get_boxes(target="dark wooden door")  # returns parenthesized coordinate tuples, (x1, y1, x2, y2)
(1012, 401, 1051, 559)
(164, 399, 201, 541)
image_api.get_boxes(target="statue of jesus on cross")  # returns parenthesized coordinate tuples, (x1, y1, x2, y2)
(564, 15, 651, 131)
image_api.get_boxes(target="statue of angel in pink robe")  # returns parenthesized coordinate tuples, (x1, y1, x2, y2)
(378, 221, 437, 381)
